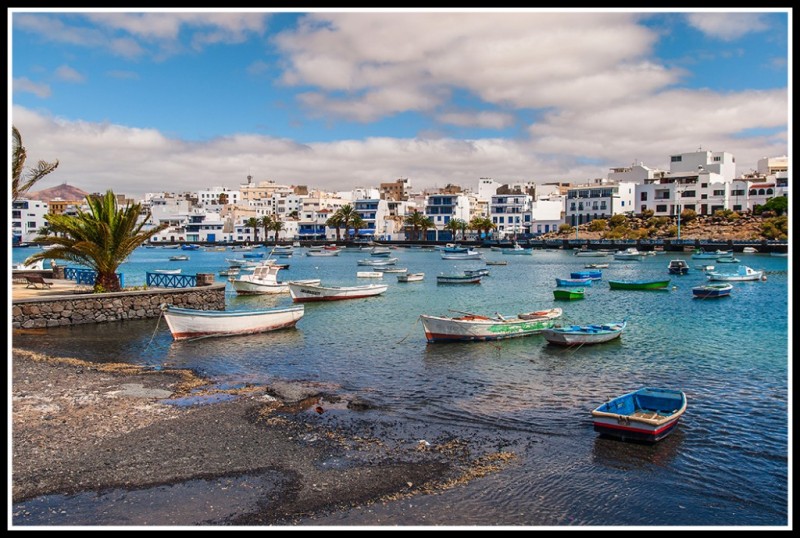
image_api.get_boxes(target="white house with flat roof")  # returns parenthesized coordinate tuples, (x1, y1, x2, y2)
(11, 199, 49, 244)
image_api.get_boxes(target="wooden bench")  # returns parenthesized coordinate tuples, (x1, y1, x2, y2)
(25, 275, 53, 289)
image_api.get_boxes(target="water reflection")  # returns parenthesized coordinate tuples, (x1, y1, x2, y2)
(591, 428, 685, 470)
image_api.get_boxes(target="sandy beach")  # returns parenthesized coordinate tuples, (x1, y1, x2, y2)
(10, 347, 513, 527)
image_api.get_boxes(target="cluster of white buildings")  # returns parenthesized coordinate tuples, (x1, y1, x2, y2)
(11, 149, 789, 244)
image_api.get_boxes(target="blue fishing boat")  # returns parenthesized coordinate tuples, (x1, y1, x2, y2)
(591, 387, 687, 443)
(692, 283, 733, 298)
(243, 252, 265, 259)
(570, 270, 602, 280)
(555, 277, 592, 287)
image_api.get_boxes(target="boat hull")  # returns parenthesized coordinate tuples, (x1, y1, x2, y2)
(591, 387, 687, 443)
(692, 284, 732, 298)
(437, 275, 481, 284)
(553, 288, 585, 300)
(232, 278, 320, 295)
(608, 280, 670, 290)
(542, 321, 625, 346)
(420, 309, 562, 343)
(162, 305, 304, 340)
(288, 283, 388, 302)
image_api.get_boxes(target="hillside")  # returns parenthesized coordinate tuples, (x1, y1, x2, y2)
(539, 213, 788, 242)
(25, 183, 89, 202)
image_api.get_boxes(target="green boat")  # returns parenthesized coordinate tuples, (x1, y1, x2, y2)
(553, 287, 585, 300)
(608, 279, 671, 290)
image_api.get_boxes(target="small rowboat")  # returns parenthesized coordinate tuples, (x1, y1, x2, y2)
(356, 271, 383, 278)
(288, 282, 388, 302)
(555, 277, 592, 287)
(437, 274, 481, 284)
(397, 272, 424, 282)
(608, 279, 670, 290)
(169, 255, 189, 261)
(161, 304, 304, 341)
(541, 320, 626, 346)
(692, 283, 733, 298)
(553, 288, 585, 300)
(591, 387, 687, 443)
(419, 307, 562, 343)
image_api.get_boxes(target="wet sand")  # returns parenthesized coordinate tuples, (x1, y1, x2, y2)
(10, 348, 513, 527)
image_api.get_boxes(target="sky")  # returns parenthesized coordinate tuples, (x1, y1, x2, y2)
(9, 8, 791, 199)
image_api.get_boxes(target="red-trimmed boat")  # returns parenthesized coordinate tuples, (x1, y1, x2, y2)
(591, 387, 687, 443)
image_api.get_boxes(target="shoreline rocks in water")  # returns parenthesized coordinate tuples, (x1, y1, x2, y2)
(11, 348, 515, 526)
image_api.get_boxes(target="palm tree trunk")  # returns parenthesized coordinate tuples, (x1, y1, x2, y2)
(96, 271, 121, 293)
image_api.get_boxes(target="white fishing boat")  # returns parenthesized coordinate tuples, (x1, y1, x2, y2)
(397, 272, 424, 282)
(706, 265, 764, 282)
(232, 264, 320, 295)
(441, 249, 482, 260)
(160, 304, 304, 341)
(376, 266, 407, 273)
(357, 257, 398, 266)
(356, 271, 383, 278)
(574, 249, 610, 257)
(306, 249, 340, 257)
(541, 320, 627, 346)
(169, 255, 190, 261)
(419, 307, 562, 343)
(152, 268, 182, 275)
(288, 282, 389, 302)
(613, 247, 644, 260)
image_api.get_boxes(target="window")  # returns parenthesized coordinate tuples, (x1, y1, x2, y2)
(640, 192, 648, 201)
(701, 183, 708, 188)
(714, 156, 721, 162)
(766, 188, 774, 195)
(27, 221, 37, 229)
(641, 205, 647, 213)
(749, 189, 757, 196)
(671, 155, 682, 162)
(701, 194, 708, 200)
(682, 191, 696, 198)
(656, 205, 667, 212)
(712, 190, 724, 196)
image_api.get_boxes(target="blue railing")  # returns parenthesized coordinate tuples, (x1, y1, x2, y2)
(146, 272, 197, 288)
(65, 267, 124, 287)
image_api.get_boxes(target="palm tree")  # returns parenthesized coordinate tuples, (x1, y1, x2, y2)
(468, 217, 484, 240)
(337, 204, 359, 241)
(12, 125, 59, 201)
(270, 219, 284, 245)
(245, 217, 259, 243)
(420, 216, 435, 242)
(479, 217, 497, 240)
(326, 212, 344, 242)
(349, 215, 365, 239)
(24, 190, 167, 292)
(260, 215, 274, 245)
(403, 210, 427, 241)
(444, 218, 462, 242)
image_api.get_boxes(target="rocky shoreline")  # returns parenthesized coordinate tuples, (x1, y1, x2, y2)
(11, 348, 513, 527)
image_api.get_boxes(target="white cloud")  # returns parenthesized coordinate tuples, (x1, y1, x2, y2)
(685, 13, 770, 41)
(12, 90, 787, 200)
(55, 65, 85, 83)
(13, 77, 51, 98)
(275, 12, 678, 119)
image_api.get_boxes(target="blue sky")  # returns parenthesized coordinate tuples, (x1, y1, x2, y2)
(9, 8, 790, 198)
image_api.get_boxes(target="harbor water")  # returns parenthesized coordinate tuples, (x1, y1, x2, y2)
(11, 245, 790, 527)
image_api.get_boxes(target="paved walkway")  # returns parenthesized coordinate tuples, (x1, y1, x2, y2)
(11, 278, 92, 300)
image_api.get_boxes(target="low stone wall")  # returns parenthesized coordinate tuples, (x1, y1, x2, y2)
(11, 283, 227, 329)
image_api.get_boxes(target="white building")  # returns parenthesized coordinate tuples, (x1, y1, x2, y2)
(424, 192, 471, 241)
(11, 199, 49, 244)
(476, 177, 501, 202)
(490, 192, 531, 238)
(565, 182, 637, 227)
(197, 186, 240, 210)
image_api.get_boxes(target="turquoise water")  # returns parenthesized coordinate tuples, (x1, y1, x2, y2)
(11, 245, 790, 526)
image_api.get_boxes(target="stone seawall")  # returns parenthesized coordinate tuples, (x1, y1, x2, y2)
(12, 283, 226, 329)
